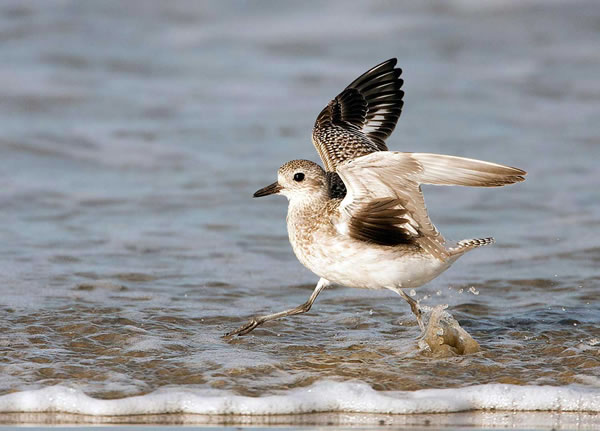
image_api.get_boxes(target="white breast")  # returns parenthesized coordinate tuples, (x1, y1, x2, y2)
(291, 228, 454, 291)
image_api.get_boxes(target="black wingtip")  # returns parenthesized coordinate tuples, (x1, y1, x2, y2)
(347, 58, 401, 89)
(378, 58, 397, 67)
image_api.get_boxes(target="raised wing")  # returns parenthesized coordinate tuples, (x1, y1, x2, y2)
(312, 59, 404, 172)
(335, 152, 526, 259)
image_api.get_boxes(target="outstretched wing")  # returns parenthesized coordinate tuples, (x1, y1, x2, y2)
(334, 152, 526, 259)
(312, 59, 404, 172)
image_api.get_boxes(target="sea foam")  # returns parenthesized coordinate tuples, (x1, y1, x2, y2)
(1, 381, 599, 416)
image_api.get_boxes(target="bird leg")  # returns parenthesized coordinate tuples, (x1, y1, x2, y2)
(396, 289, 425, 331)
(224, 278, 329, 337)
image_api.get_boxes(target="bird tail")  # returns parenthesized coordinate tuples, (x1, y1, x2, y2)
(448, 237, 495, 256)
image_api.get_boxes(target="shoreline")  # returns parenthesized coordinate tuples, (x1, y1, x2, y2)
(1, 411, 599, 429)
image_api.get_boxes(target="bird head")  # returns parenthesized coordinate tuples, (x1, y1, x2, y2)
(253, 160, 327, 202)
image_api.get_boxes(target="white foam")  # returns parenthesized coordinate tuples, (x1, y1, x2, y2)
(1, 381, 599, 416)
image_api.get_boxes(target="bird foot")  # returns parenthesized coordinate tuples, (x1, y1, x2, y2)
(224, 318, 261, 338)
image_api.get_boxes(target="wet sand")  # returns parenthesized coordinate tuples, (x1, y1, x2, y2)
(0, 411, 599, 429)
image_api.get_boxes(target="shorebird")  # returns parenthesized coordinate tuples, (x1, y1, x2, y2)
(226, 59, 525, 337)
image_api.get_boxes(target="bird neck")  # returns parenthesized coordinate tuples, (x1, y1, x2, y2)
(286, 192, 329, 229)
(285, 193, 331, 264)
(287, 188, 328, 212)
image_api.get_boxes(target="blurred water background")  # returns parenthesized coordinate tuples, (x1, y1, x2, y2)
(0, 0, 599, 418)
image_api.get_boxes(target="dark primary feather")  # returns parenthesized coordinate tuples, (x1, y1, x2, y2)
(347, 197, 414, 246)
(312, 58, 405, 177)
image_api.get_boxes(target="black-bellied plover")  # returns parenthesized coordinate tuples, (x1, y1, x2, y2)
(226, 59, 525, 336)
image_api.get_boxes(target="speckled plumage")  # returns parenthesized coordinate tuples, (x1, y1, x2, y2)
(278, 158, 511, 293)
(225, 60, 526, 337)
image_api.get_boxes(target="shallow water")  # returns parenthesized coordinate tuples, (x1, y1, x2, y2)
(0, 0, 599, 418)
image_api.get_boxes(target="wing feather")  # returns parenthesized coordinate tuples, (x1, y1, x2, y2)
(335, 152, 527, 259)
(312, 59, 404, 173)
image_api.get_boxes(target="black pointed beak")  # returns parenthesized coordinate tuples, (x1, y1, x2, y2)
(253, 181, 282, 198)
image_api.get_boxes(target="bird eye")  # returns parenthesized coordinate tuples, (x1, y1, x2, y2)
(293, 172, 305, 182)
